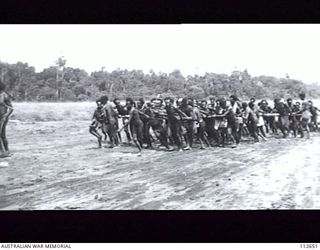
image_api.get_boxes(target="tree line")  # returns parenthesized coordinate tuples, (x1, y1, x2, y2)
(1, 57, 320, 102)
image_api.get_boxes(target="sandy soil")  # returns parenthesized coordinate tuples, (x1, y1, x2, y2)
(1, 120, 320, 210)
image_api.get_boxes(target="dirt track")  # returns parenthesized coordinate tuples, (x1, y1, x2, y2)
(1, 120, 320, 210)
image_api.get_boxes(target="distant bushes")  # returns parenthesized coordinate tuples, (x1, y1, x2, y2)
(1, 60, 320, 102)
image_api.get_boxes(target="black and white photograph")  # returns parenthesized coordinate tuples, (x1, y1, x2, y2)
(1, 24, 320, 210)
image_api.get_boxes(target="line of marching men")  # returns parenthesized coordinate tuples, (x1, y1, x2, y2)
(89, 93, 319, 153)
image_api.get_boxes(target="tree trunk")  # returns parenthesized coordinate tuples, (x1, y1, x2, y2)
(58, 89, 62, 101)
(110, 83, 114, 98)
(1, 68, 7, 82)
(122, 79, 126, 92)
(56, 67, 60, 101)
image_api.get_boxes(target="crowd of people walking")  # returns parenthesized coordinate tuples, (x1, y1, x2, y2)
(89, 93, 319, 154)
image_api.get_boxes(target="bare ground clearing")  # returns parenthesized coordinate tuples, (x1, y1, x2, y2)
(1, 120, 320, 210)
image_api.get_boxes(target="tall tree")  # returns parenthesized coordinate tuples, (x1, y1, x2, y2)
(55, 56, 67, 101)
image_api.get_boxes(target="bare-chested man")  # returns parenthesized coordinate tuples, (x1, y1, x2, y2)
(114, 98, 132, 143)
(274, 98, 290, 138)
(98, 95, 119, 148)
(308, 100, 319, 131)
(0, 81, 13, 158)
(145, 98, 173, 150)
(179, 98, 195, 150)
(118, 98, 144, 153)
(229, 95, 242, 144)
(164, 97, 185, 151)
(193, 101, 210, 149)
(89, 100, 107, 148)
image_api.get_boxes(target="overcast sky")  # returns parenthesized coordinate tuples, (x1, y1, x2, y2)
(0, 24, 319, 84)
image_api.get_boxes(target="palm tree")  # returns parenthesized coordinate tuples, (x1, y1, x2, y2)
(55, 56, 66, 101)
